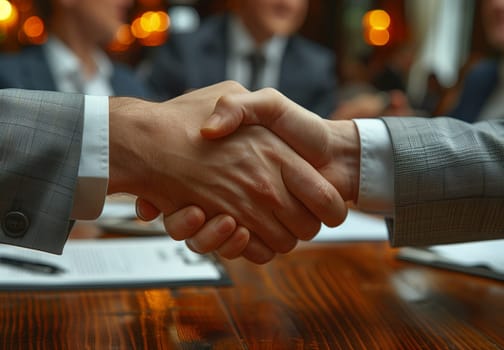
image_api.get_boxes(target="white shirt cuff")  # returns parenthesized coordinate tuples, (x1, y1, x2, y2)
(70, 95, 109, 219)
(352, 118, 394, 216)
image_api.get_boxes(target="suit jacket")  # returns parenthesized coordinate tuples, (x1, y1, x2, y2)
(449, 59, 499, 123)
(382, 117, 504, 246)
(0, 89, 84, 253)
(0, 45, 150, 98)
(145, 15, 337, 117)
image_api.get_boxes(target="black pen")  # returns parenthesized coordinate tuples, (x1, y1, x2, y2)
(0, 256, 65, 275)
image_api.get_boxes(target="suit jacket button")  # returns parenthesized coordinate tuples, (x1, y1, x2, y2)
(2, 211, 30, 238)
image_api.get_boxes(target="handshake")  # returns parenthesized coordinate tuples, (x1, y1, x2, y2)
(109, 81, 361, 264)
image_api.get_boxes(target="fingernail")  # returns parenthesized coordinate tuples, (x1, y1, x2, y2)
(186, 238, 200, 253)
(135, 201, 147, 221)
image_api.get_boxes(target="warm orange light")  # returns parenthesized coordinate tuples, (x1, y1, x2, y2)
(362, 9, 391, 47)
(138, 31, 167, 46)
(0, 0, 12, 21)
(365, 28, 390, 46)
(131, 11, 169, 46)
(367, 9, 390, 30)
(156, 11, 170, 32)
(139, 11, 169, 33)
(140, 11, 160, 32)
(23, 16, 44, 38)
(115, 24, 134, 45)
(108, 24, 135, 52)
(131, 17, 149, 38)
(0, 0, 18, 27)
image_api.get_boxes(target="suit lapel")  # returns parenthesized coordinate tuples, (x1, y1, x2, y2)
(192, 15, 228, 87)
(279, 38, 307, 105)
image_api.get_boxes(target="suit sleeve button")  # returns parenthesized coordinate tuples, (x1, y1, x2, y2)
(2, 211, 30, 238)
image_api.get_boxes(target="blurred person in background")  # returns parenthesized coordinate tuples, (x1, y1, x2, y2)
(450, 0, 504, 122)
(0, 0, 150, 98)
(330, 42, 417, 121)
(141, 0, 337, 117)
(0, 0, 151, 238)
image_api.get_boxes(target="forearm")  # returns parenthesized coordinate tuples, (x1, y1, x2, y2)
(0, 89, 84, 253)
(383, 117, 504, 246)
(108, 96, 157, 196)
(322, 119, 361, 203)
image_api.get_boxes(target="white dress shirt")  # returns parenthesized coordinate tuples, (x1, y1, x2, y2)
(227, 16, 287, 90)
(43, 36, 114, 96)
(71, 96, 109, 220)
(353, 119, 394, 217)
(43, 36, 113, 220)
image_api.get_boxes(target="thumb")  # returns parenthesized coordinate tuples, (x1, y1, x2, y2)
(135, 197, 161, 221)
(200, 90, 278, 139)
(201, 88, 330, 166)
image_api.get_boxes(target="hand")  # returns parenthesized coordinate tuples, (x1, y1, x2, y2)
(160, 88, 361, 262)
(136, 199, 250, 260)
(201, 88, 361, 202)
(108, 82, 347, 264)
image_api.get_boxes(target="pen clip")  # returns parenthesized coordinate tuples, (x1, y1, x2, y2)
(0, 255, 65, 275)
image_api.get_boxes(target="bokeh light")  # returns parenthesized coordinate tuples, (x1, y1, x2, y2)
(131, 10, 169, 46)
(21, 15, 45, 44)
(23, 15, 44, 38)
(0, 0, 13, 21)
(362, 9, 391, 46)
(364, 9, 390, 30)
(0, 0, 18, 28)
(365, 28, 390, 46)
(108, 24, 135, 52)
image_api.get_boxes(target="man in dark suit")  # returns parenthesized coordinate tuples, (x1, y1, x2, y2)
(450, 0, 504, 122)
(450, 59, 501, 123)
(143, 0, 337, 117)
(0, 0, 149, 98)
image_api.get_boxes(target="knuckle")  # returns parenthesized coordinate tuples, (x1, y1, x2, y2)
(260, 87, 282, 98)
(222, 80, 247, 93)
(255, 178, 282, 206)
(216, 94, 236, 110)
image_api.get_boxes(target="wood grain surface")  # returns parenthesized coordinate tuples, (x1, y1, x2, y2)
(1, 241, 502, 349)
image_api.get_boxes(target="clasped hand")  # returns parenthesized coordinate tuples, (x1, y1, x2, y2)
(126, 82, 359, 264)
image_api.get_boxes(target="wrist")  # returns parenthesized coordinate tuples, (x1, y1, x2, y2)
(108, 97, 157, 195)
(323, 120, 361, 203)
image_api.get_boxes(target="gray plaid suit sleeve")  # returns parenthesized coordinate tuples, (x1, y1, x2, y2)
(0, 89, 84, 253)
(382, 117, 504, 246)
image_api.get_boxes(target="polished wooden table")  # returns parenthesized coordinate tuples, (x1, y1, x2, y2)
(1, 241, 503, 349)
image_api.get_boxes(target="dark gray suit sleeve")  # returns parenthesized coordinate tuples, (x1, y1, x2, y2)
(382, 117, 504, 246)
(0, 89, 84, 254)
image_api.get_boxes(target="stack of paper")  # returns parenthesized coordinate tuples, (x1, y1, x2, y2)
(397, 240, 504, 281)
(0, 237, 230, 290)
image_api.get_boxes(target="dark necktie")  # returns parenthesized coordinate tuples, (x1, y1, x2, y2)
(248, 50, 265, 91)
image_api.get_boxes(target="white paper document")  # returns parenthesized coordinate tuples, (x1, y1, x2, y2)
(0, 237, 230, 290)
(397, 240, 504, 281)
(312, 209, 389, 242)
